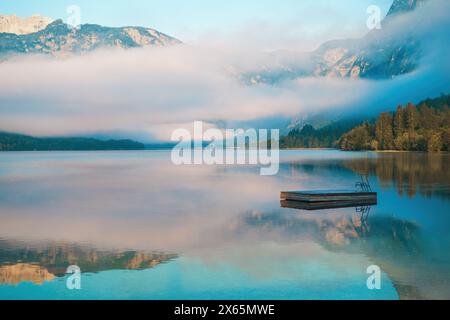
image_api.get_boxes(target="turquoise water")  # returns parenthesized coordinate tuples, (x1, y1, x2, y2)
(0, 150, 449, 299)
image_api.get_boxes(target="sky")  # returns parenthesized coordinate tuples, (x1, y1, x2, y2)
(0, 0, 449, 142)
(0, 0, 392, 48)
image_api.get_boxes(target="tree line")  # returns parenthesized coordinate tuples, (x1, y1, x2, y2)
(0, 132, 145, 151)
(280, 118, 365, 149)
(339, 94, 450, 151)
(281, 94, 450, 152)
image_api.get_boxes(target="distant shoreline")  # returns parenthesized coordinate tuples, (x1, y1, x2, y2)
(2, 131, 449, 153)
(1, 147, 448, 153)
(280, 148, 450, 153)
(280, 147, 336, 150)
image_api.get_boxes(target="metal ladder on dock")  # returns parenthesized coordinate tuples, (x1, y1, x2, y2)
(355, 175, 372, 192)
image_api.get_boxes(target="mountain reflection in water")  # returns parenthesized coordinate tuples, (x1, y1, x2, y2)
(0, 150, 449, 299)
(236, 208, 430, 299)
(0, 240, 176, 285)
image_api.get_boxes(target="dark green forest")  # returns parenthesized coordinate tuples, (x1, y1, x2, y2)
(280, 118, 367, 149)
(339, 95, 450, 151)
(0, 132, 145, 151)
(282, 94, 450, 152)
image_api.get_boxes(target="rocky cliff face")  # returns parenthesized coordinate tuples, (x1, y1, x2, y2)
(311, 34, 420, 80)
(312, 0, 425, 79)
(0, 18, 181, 58)
(244, 0, 428, 84)
(0, 14, 53, 35)
(386, 0, 427, 17)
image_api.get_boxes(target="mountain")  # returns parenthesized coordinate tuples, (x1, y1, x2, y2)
(386, 0, 427, 18)
(244, 0, 428, 84)
(0, 132, 145, 151)
(312, 0, 425, 79)
(0, 14, 53, 35)
(0, 18, 181, 58)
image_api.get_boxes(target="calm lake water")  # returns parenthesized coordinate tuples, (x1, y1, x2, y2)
(0, 150, 449, 300)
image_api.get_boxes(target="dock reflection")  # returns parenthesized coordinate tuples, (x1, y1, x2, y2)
(281, 200, 377, 210)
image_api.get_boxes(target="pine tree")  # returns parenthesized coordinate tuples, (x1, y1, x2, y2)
(427, 133, 442, 152)
(405, 103, 419, 132)
(393, 105, 404, 138)
(376, 112, 395, 150)
(418, 103, 437, 130)
(442, 129, 450, 151)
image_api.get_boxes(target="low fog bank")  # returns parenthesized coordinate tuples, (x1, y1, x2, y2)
(0, 0, 448, 142)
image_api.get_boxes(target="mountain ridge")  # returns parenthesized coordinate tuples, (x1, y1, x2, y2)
(386, 0, 427, 17)
(0, 17, 181, 58)
(0, 14, 53, 35)
(244, 0, 429, 84)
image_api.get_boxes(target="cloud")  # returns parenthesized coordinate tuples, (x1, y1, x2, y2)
(0, 0, 448, 142)
(0, 45, 368, 140)
(340, 0, 450, 114)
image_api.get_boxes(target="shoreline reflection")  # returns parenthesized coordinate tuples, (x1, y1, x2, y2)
(0, 239, 177, 285)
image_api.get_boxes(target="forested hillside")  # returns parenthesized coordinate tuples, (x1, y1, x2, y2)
(0, 132, 145, 151)
(280, 118, 367, 149)
(339, 95, 450, 151)
(281, 94, 450, 152)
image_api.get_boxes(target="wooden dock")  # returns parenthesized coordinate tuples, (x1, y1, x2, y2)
(281, 199, 377, 210)
(281, 190, 377, 202)
(280, 190, 377, 211)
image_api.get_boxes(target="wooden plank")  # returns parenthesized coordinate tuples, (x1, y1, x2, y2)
(280, 190, 377, 203)
(281, 199, 377, 211)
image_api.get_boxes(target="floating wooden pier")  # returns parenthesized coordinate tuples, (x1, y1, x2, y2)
(280, 190, 377, 203)
(280, 190, 377, 211)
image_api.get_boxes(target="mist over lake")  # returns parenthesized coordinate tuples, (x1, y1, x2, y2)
(0, 150, 449, 299)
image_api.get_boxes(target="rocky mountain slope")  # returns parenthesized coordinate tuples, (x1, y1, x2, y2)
(312, 0, 426, 79)
(244, 0, 429, 84)
(0, 14, 53, 35)
(385, 0, 427, 18)
(0, 18, 181, 58)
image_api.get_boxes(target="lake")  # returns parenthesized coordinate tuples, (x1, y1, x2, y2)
(0, 150, 449, 300)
